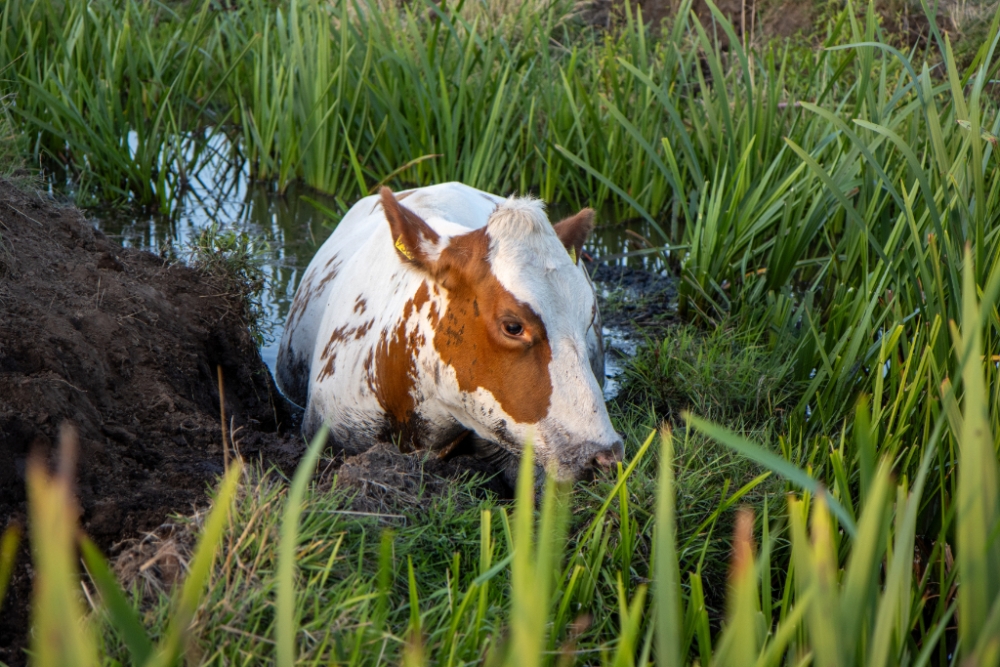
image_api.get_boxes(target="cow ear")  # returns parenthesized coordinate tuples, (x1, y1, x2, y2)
(381, 187, 441, 270)
(553, 208, 595, 265)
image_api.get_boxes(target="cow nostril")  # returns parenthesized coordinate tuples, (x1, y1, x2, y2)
(591, 440, 625, 470)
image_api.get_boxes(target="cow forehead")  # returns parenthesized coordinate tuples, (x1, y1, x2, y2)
(484, 232, 594, 334)
(491, 256, 593, 332)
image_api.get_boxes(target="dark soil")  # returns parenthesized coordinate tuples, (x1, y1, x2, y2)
(586, 260, 677, 331)
(332, 443, 512, 511)
(0, 180, 301, 666)
(579, 0, 968, 52)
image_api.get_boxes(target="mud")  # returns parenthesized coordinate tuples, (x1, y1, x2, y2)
(586, 261, 677, 331)
(0, 180, 300, 666)
(330, 443, 512, 509)
(578, 0, 959, 50)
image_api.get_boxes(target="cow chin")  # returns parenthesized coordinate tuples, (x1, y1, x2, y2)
(495, 423, 624, 483)
(543, 436, 626, 482)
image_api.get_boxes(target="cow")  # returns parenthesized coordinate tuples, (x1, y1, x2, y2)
(275, 182, 623, 482)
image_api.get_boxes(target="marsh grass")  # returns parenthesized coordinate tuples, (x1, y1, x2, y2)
(8, 254, 1000, 665)
(620, 322, 802, 427)
(4, 0, 987, 222)
(0, 94, 23, 177)
(0, 96, 21, 275)
(14, 274, 1000, 666)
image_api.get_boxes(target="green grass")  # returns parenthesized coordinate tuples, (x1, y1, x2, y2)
(7, 0, 1000, 664)
(0, 94, 21, 176)
(0, 95, 24, 274)
(619, 322, 801, 426)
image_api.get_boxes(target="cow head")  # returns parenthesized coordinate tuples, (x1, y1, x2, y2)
(380, 187, 623, 480)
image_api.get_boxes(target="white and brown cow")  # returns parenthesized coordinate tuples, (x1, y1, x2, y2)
(276, 182, 622, 480)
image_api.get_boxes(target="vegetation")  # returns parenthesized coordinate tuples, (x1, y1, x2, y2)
(4, 0, 1000, 664)
(187, 224, 271, 347)
(0, 95, 21, 273)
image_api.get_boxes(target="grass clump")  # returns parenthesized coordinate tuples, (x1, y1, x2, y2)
(187, 224, 270, 347)
(0, 95, 23, 179)
(620, 322, 801, 427)
(0, 95, 21, 275)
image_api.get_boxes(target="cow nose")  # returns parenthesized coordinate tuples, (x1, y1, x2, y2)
(590, 439, 625, 470)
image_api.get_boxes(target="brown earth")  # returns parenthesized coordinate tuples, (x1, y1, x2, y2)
(578, 0, 968, 49)
(0, 179, 303, 666)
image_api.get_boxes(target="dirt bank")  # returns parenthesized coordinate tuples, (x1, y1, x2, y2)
(0, 180, 300, 665)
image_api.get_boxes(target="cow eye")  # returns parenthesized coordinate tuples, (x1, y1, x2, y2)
(503, 321, 525, 337)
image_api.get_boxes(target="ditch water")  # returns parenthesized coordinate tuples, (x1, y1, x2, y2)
(88, 158, 668, 400)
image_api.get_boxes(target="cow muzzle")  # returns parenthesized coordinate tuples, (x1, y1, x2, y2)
(588, 438, 625, 471)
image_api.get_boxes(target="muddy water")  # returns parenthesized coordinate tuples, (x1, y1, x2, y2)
(92, 174, 667, 399)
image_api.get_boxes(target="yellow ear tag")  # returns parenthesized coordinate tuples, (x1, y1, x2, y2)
(395, 235, 414, 260)
(569, 246, 578, 265)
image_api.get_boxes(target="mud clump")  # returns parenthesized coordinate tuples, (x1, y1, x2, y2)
(0, 180, 299, 665)
(332, 443, 511, 512)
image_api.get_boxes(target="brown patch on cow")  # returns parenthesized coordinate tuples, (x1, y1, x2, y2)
(432, 228, 553, 424)
(427, 300, 440, 328)
(354, 296, 367, 314)
(553, 209, 595, 262)
(366, 285, 438, 451)
(411, 281, 430, 313)
(316, 318, 375, 382)
(371, 321, 421, 451)
(353, 319, 374, 339)
(319, 324, 351, 361)
(363, 348, 375, 381)
(317, 352, 337, 383)
(287, 257, 342, 329)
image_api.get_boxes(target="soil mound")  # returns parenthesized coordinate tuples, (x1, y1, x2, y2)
(0, 180, 299, 665)
(333, 443, 511, 511)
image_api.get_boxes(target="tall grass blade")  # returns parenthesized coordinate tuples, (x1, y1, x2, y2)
(654, 427, 680, 667)
(955, 247, 1000, 652)
(146, 461, 243, 667)
(0, 525, 20, 613)
(27, 426, 96, 667)
(79, 536, 154, 665)
(685, 413, 857, 537)
(277, 425, 329, 667)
